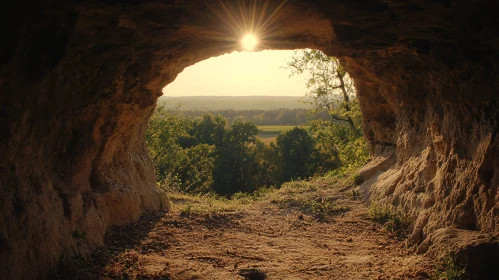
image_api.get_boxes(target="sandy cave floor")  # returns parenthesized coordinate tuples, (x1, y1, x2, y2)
(56, 186, 437, 280)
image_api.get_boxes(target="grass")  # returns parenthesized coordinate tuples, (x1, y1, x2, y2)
(265, 175, 353, 221)
(368, 204, 412, 238)
(301, 198, 349, 221)
(162, 172, 353, 219)
(167, 187, 277, 215)
(161, 166, 360, 221)
(434, 255, 467, 280)
(168, 192, 247, 214)
(179, 203, 193, 217)
(347, 189, 360, 200)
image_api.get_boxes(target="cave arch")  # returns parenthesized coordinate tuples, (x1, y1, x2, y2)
(1, 1, 498, 278)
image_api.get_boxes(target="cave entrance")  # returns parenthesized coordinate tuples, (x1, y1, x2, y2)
(147, 47, 366, 197)
(1, 1, 399, 278)
(5, 0, 499, 278)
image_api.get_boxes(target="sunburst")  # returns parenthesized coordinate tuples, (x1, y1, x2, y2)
(204, 0, 289, 52)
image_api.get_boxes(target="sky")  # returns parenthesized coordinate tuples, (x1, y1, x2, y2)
(162, 50, 309, 97)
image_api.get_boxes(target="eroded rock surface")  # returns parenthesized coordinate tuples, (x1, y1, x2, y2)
(1, 0, 498, 278)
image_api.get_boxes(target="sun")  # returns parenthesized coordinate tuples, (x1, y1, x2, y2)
(241, 34, 258, 51)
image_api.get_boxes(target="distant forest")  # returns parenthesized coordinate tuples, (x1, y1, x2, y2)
(159, 96, 327, 125)
(158, 96, 311, 111)
(171, 109, 330, 126)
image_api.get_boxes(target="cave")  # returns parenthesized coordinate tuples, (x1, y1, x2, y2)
(1, 0, 498, 278)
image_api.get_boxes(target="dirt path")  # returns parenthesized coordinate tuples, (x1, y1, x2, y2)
(59, 183, 436, 279)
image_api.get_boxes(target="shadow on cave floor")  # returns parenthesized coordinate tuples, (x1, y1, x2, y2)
(52, 179, 441, 280)
(53, 210, 169, 279)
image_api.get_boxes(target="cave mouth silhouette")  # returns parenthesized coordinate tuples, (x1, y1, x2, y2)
(1, 1, 499, 279)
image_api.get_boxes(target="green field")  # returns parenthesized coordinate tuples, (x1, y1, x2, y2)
(257, 125, 309, 143)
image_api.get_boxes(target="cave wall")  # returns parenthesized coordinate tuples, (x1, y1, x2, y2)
(1, 0, 498, 278)
(346, 1, 499, 248)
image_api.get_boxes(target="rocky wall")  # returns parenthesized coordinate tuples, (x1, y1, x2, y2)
(1, 0, 498, 278)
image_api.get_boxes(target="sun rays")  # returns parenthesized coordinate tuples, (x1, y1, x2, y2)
(203, 0, 289, 52)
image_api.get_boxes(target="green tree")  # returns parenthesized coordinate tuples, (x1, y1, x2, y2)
(287, 49, 362, 136)
(212, 121, 260, 195)
(286, 49, 369, 170)
(145, 105, 189, 183)
(276, 127, 316, 183)
(190, 114, 227, 147)
(250, 140, 281, 188)
(176, 144, 215, 192)
(146, 107, 216, 193)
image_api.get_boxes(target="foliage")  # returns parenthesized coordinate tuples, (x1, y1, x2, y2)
(147, 108, 276, 195)
(177, 144, 215, 192)
(159, 95, 311, 111)
(434, 255, 467, 280)
(287, 49, 361, 136)
(302, 198, 349, 221)
(146, 105, 368, 196)
(249, 140, 281, 188)
(286, 49, 369, 170)
(167, 173, 353, 217)
(347, 189, 360, 200)
(368, 204, 412, 238)
(146, 107, 215, 193)
(171, 108, 314, 126)
(147, 49, 372, 196)
(276, 127, 316, 183)
(309, 119, 369, 173)
(179, 203, 193, 217)
(145, 105, 192, 184)
(257, 125, 308, 133)
(168, 191, 257, 214)
(188, 114, 227, 147)
(212, 121, 260, 195)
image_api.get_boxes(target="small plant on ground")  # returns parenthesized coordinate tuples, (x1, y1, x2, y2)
(348, 189, 360, 200)
(180, 203, 192, 217)
(231, 192, 254, 205)
(168, 187, 279, 215)
(302, 198, 349, 221)
(368, 204, 412, 238)
(434, 255, 467, 280)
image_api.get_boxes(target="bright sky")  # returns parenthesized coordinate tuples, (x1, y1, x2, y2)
(162, 50, 309, 96)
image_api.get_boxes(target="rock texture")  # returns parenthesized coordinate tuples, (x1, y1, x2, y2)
(417, 227, 499, 279)
(1, 0, 498, 278)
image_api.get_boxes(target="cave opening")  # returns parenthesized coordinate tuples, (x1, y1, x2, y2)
(2, 0, 499, 279)
(149, 47, 364, 197)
